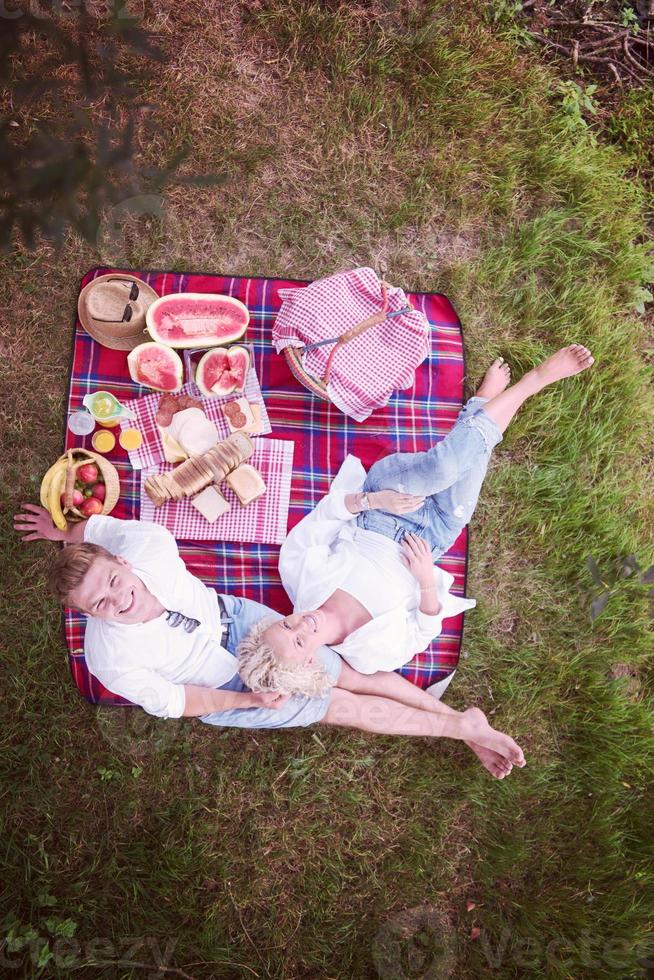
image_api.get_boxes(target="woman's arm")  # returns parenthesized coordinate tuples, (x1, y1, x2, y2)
(345, 489, 425, 515)
(400, 533, 442, 615)
(182, 685, 290, 717)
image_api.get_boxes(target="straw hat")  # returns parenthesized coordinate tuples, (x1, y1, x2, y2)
(78, 274, 160, 350)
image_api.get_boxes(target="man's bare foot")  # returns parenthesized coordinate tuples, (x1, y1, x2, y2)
(466, 740, 514, 779)
(531, 344, 594, 389)
(475, 357, 511, 400)
(462, 706, 525, 767)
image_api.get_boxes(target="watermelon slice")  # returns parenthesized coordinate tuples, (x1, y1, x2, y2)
(127, 342, 183, 392)
(146, 293, 249, 349)
(195, 346, 250, 398)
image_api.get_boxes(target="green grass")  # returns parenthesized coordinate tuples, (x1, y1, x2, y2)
(1, 1, 653, 977)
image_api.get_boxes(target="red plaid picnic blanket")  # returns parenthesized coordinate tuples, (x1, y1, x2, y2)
(273, 267, 430, 421)
(139, 437, 294, 544)
(65, 267, 470, 706)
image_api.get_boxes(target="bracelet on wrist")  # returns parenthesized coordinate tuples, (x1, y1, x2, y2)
(420, 585, 437, 592)
(360, 492, 372, 512)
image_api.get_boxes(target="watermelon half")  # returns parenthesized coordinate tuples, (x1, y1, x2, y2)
(127, 342, 184, 392)
(146, 292, 249, 349)
(195, 345, 250, 397)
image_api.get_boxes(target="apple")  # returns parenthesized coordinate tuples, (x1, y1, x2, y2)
(61, 489, 84, 508)
(91, 482, 106, 502)
(80, 496, 104, 517)
(78, 463, 99, 484)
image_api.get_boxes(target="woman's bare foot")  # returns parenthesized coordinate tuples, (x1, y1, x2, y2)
(531, 344, 594, 389)
(475, 357, 511, 400)
(466, 740, 514, 779)
(462, 706, 525, 767)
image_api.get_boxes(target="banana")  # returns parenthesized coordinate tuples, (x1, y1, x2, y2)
(41, 450, 95, 526)
(47, 464, 69, 531)
(40, 459, 67, 509)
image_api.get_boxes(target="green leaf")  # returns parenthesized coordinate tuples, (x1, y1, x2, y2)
(35, 941, 53, 968)
(6, 924, 38, 952)
(634, 287, 653, 314)
(56, 953, 80, 968)
(44, 918, 77, 938)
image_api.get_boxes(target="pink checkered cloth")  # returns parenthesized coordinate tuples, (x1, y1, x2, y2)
(272, 267, 431, 422)
(139, 437, 294, 544)
(119, 373, 271, 471)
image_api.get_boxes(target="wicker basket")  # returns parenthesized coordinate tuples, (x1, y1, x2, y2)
(282, 281, 414, 403)
(283, 347, 333, 402)
(59, 447, 120, 519)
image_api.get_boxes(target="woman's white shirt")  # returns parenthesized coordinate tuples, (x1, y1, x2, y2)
(278, 455, 475, 673)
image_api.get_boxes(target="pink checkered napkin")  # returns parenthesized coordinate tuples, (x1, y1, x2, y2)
(119, 370, 271, 470)
(139, 437, 294, 545)
(272, 266, 430, 422)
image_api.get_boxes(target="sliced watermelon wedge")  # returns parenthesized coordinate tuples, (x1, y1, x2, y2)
(127, 342, 183, 392)
(195, 346, 250, 398)
(146, 293, 249, 349)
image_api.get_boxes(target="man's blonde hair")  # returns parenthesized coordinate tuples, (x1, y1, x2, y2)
(48, 542, 114, 607)
(237, 616, 334, 699)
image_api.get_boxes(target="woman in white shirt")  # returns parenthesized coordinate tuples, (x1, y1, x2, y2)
(239, 345, 594, 699)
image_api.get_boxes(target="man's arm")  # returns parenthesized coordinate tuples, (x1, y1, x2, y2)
(182, 685, 289, 717)
(13, 504, 85, 544)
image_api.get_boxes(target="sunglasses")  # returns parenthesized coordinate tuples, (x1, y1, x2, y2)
(165, 609, 200, 633)
(93, 279, 140, 323)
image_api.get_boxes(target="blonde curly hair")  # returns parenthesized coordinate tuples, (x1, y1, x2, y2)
(237, 615, 334, 699)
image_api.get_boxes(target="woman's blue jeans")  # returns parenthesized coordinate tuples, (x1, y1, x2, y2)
(357, 397, 502, 559)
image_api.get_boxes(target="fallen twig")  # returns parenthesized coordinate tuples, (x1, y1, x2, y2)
(580, 32, 627, 53)
(547, 19, 629, 30)
(623, 34, 654, 75)
(531, 32, 625, 63)
(607, 61, 623, 85)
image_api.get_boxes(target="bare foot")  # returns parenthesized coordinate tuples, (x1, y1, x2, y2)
(466, 740, 514, 779)
(475, 357, 511, 399)
(531, 344, 594, 388)
(462, 706, 525, 767)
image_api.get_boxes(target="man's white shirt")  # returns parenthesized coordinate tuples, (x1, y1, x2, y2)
(83, 516, 236, 717)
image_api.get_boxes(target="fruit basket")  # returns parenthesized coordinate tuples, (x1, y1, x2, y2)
(40, 448, 120, 530)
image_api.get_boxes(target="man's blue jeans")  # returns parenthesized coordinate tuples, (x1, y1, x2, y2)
(357, 397, 502, 558)
(199, 593, 342, 730)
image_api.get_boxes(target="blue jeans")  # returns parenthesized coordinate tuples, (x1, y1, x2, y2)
(200, 593, 342, 730)
(357, 398, 502, 558)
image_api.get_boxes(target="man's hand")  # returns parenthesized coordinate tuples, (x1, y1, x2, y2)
(369, 489, 425, 514)
(400, 532, 435, 588)
(13, 503, 67, 543)
(249, 691, 292, 710)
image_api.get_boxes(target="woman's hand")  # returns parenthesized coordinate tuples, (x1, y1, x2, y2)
(369, 489, 425, 514)
(400, 532, 435, 588)
(13, 503, 66, 543)
(249, 691, 292, 710)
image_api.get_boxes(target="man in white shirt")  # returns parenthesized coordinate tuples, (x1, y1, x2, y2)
(15, 502, 527, 779)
